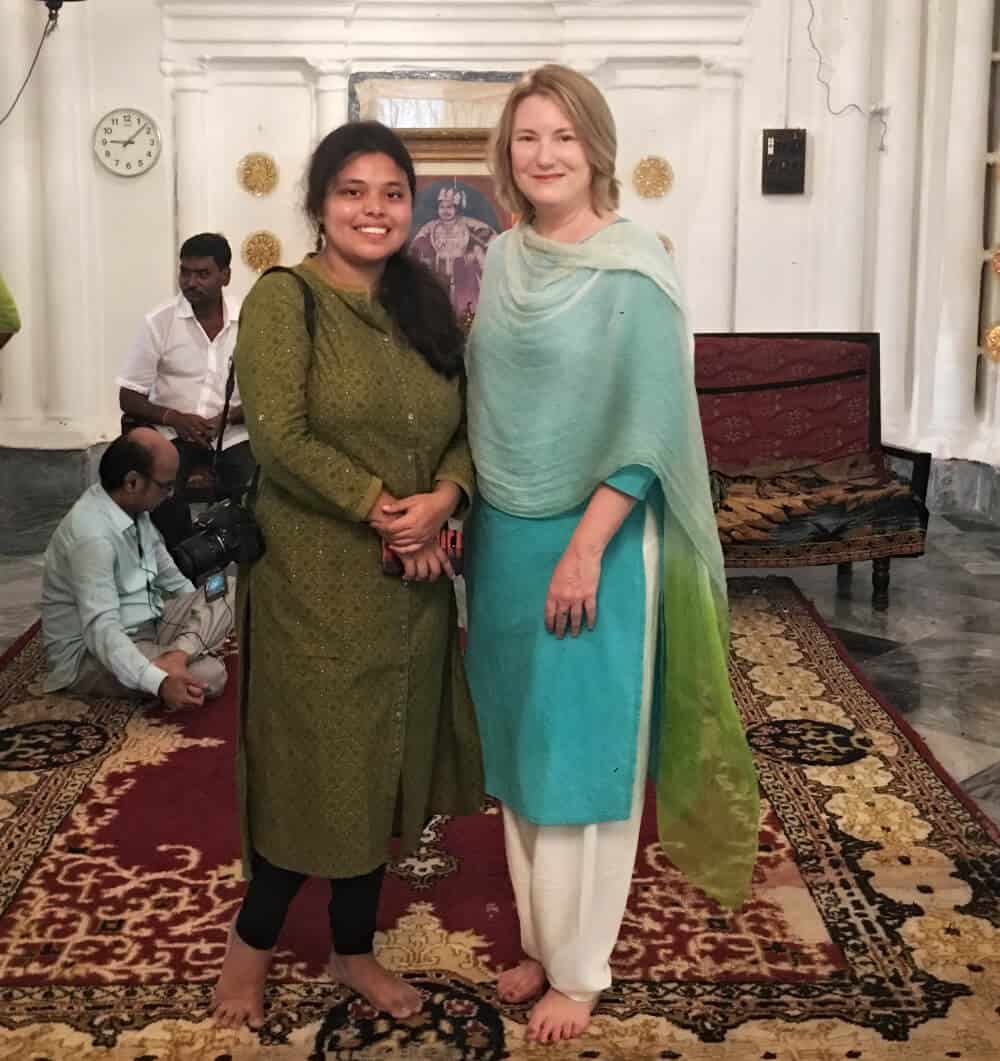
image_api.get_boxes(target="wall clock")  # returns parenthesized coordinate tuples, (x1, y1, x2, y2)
(93, 108, 162, 177)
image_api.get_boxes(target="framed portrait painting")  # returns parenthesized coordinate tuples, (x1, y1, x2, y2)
(400, 129, 513, 326)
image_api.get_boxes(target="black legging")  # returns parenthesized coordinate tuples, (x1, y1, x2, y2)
(235, 851, 386, 954)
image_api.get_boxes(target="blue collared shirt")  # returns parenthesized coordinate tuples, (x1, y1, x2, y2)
(41, 484, 195, 695)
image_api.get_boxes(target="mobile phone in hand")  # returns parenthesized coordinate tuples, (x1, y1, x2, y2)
(381, 526, 463, 577)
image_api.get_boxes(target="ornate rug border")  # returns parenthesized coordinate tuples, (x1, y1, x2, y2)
(764, 576, 1000, 845)
(0, 619, 40, 672)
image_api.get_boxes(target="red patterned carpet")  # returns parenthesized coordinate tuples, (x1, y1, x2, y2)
(0, 577, 998, 1060)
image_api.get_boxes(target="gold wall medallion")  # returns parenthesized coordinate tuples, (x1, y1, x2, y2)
(632, 156, 674, 199)
(992, 250, 1000, 275)
(985, 323, 1000, 363)
(237, 152, 280, 197)
(657, 233, 674, 254)
(242, 230, 282, 272)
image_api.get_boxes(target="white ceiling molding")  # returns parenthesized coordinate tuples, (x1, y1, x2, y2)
(158, 0, 758, 70)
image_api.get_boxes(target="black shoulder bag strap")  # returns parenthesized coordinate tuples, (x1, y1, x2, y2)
(217, 266, 317, 502)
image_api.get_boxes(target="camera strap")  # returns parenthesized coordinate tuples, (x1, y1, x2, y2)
(220, 266, 317, 504)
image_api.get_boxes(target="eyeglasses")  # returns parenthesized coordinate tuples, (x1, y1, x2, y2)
(145, 475, 176, 495)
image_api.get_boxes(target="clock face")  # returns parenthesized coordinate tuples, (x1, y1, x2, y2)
(93, 108, 161, 177)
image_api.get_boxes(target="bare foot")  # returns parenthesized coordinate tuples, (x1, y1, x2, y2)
(329, 951, 422, 1019)
(526, 987, 596, 1043)
(497, 958, 547, 1004)
(211, 925, 272, 1030)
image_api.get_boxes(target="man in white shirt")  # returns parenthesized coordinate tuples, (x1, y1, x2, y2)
(117, 233, 255, 547)
(42, 428, 234, 708)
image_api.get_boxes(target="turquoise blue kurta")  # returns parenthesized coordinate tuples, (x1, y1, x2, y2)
(465, 465, 661, 825)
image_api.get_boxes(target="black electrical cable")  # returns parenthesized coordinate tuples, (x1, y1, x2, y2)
(0, 15, 56, 129)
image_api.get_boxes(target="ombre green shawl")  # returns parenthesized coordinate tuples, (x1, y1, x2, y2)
(466, 220, 759, 908)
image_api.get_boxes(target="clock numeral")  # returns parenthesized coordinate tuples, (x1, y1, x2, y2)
(101, 138, 108, 146)
(143, 125, 150, 134)
(104, 126, 112, 135)
(114, 159, 120, 167)
(105, 150, 111, 158)
(138, 160, 144, 168)
(111, 117, 119, 126)
(126, 163, 132, 170)
(147, 151, 153, 159)
(123, 114, 133, 124)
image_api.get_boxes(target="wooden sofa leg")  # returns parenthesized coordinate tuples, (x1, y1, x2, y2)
(872, 558, 890, 611)
(836, 562, 853, 591)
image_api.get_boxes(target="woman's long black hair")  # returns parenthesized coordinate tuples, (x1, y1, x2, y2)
(305, 121, 464, 379)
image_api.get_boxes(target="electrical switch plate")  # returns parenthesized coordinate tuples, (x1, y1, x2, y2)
(762, 128, 806, 194)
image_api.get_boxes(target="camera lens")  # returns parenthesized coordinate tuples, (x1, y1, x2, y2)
(173, 529, 225, 582)
(171, 499, 264, 581)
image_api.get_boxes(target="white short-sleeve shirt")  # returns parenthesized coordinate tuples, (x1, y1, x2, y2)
(117, 293, 248, 450)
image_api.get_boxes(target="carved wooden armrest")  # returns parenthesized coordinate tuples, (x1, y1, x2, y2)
(882, 444, 931, 502)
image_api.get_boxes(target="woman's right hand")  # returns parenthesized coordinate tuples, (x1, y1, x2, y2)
(545, 542, 602, 638)
(398, 541, 454, 582)
(365, 489, 400, 536)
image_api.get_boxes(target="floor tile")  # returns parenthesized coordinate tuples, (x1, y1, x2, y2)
(828, 627, 901, 661)
(967, 796, 1000, 827)
(0, 559, 42, 655)
(0, 609, 40, 655)
(940, 514, 1000, 534)
(858, 634, 1000, 746)
(908, 725, 1000, 785)
(963, 760, 1000, 803)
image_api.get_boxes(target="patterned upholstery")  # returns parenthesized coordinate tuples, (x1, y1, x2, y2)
(696, 337, 871, 474)
(694, 335, 929, 569)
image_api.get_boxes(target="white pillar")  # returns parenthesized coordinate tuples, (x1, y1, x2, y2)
(869, 0, 923, 444)
(685, 64, 742, 331)
(918, 0, 993, 456)
(38, 1, 97, 435)
(812, 0, 873, 328)
(315, 66, 348, 143)
(169, 65, 213, 248)
(0, 0, 44, 436)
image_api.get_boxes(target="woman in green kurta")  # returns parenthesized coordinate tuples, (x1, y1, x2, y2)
(212, 122, 483, 1029)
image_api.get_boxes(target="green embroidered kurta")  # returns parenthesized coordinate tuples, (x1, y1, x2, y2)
(234, 259, 483, 879)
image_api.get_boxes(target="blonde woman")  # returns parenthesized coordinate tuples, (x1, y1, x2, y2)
(464, 65, 759, 1043)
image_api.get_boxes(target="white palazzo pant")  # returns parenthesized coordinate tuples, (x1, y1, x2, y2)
(501, 504, 661, 1001)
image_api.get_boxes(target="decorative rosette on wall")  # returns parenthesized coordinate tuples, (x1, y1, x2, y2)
(242, 231, 282, 273)
(984, 323, 1000, 364)
(237, 152, 280, 197)
(632, 156, 674, 199)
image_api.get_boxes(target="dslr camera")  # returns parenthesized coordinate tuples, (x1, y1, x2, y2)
(173, 498, 264, 600)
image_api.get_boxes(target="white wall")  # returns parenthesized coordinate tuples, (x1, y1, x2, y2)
(1, 0, 997, 467)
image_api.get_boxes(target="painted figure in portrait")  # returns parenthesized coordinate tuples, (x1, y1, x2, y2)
(410, 177, 508, 321)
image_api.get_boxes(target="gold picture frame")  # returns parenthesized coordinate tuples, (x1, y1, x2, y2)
(399, 128, 492, 163)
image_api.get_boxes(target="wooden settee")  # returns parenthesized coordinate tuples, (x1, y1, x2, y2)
(694, 332, 930, 610)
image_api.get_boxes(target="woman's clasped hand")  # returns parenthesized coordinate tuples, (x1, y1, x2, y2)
(367, 481, 460, 580)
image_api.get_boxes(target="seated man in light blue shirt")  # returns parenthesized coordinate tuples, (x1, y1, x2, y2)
(41, 427, 234, 709)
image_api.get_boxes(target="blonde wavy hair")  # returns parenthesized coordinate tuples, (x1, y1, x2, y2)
(489, 64, 620, 222)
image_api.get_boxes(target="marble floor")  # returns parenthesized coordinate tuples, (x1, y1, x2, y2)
(1, 513, 998, 827)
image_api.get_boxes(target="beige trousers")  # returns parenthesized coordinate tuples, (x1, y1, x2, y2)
(501, 505, 661, 1002)
(69, 580, 235, 700)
